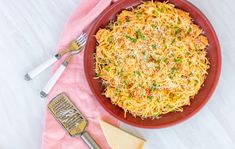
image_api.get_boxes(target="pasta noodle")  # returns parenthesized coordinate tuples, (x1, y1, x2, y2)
(95, 1, 210, 119)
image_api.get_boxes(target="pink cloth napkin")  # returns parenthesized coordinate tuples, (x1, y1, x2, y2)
(41, 0, 119, 148)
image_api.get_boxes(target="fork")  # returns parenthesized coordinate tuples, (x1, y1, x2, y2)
(39, 33, 87, 98)
(24, 33, 88, 81)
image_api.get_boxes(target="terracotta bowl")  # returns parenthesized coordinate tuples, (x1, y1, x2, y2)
(84, 0, 221, 128)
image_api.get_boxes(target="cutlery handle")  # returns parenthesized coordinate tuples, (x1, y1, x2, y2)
(40, 63, 66, 98)
(81, 131, 101, 149)
(24, 55, 59, 80)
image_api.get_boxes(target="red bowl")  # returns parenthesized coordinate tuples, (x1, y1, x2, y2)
(84, 0, 221, 128)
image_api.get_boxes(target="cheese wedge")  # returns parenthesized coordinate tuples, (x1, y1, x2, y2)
(99, 120, 145, 149)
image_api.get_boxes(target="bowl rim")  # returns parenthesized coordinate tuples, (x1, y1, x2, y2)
(84, 0, 221, 128)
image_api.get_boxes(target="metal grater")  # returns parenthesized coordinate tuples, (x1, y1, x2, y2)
(48, 93, 101, 149)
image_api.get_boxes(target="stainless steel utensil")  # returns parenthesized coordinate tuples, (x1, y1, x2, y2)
(24, 33, 87, 81)
(48, 93, 101, 149)
(40, 33, 87, 97)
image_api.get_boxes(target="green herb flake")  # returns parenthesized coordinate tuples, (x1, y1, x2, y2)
(186, 27, 192, 36)
(174, 26, 180, 35)
(170, 67, 177, 79)
(138, 84, 143, 88)
(163, 39, 166, 44)
(186, 51, 190, 55)
(190, 72, 193, 76)
(155, 65, 160, 69)
(163, 58, 168, 63)
(174, 58, 183, 63)
(171, 67, 177, 72)
(107, 36, 113, 43)
(151, 83, 160, 90)
(163, 39, 168, 49)
(105, 67, 111, 72)
(125, 16, 130, 22)
(134, 70, 141, 76)
(153, 113, 159, 117)
(171, 38, 176, 45)
(148, 95, 154, 101)
(157, 7, 163, 12)
(151, 44, 157, 49)
(156, 58, 161, 63)
(179, 45, 184, 51)
(120, 69, 123, 77)
(136, 29, 145, 40)
(136, 11, 142, 19)
(97, 72, 101, 77)
(151, 24, 157, 28)
(188, 27, 192, 33)
(125, 35, 137, 43)
(114, 89, 118, 96)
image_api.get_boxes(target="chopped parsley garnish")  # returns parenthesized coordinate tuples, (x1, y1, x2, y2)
(179, 45, 184, 51)
(188, 27, 192, 33)
(157, 7, 163, 12)
(153, 113, 159, 117)
(156, 58, 161, 63)
(174, 58, 183, 63)
(186, 51, 190, 55)
(171, 38, 176, 45)
(151, 24, 157, 28)
(186, 27, 192, 36)
(148, 95, 154, 100)
(120, 69, 123, 77)
(163, 39, 168, 49)
(114, 89, 118, 96)
(190, 72, 193, 76)
(155, 65, 160, 69)
(171, 67, 177, 72)
(125, 35, 137, 43)
(136, 11, 142, 19)
(151, 44, 157, 49)
(105, 67, 111, 72)
(107, 36, 113, 43)
(136, 29, 145, 40)
(134, 70, 141, 76)
(170, 67, 177, 79)
(151, 83, 160, 90)
(125, 16, 130, 22)
(163, 58, 168, 63)
(174, 26, 180, 35)
(97, 72, 101, 77)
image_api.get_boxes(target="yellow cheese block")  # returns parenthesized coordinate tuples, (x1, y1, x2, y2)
(99, 120, 145, 149)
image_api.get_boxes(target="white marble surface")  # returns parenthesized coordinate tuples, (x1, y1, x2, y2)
(0, 0, 234, 149)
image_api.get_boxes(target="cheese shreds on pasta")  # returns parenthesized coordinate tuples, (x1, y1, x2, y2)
(95, 1, 210, 119)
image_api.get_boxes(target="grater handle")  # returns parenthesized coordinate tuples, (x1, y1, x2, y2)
(81, 131, 101, 149)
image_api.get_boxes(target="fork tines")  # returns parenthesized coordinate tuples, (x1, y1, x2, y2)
(76, 33, 88, 47)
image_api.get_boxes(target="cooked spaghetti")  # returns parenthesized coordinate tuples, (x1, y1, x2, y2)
(95, 1, 210, 119)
